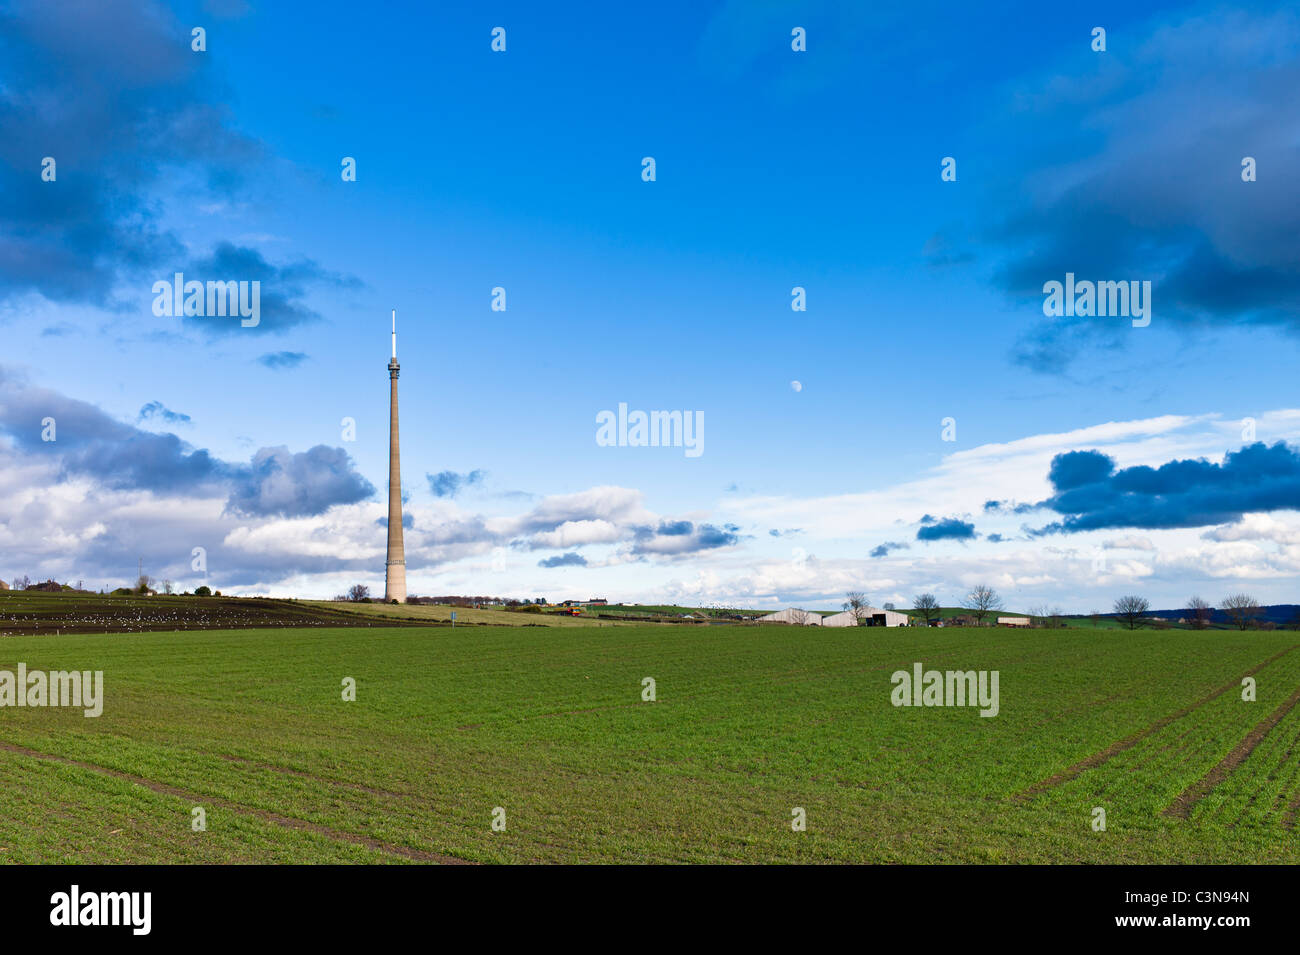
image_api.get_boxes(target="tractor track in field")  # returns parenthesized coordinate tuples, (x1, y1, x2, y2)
(1017, 644, 1299, 801)
(1164, 682, 1300, 820)
(0, 739, 475, 864)
(214, 753, 414, 799)
(1284, 789, 1300, 830)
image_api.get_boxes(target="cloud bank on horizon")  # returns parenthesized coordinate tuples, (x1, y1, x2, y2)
(3, 366, 1300, 610)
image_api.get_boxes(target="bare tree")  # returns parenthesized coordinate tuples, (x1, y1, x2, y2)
(1221, 594, 1262, 631)
(1186, 595, 1212, 630)
(962, 585, 1004, 625)
(845, 591, 870, 626)
(134, 574, 155, 596)
(1113, 595, 1150, 630)
(162, 579, 174, 595)
(911, 593, 941, 625)
(347, 584, 371, 603)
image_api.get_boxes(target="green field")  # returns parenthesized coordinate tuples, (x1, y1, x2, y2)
(1, 623, 1297, 863)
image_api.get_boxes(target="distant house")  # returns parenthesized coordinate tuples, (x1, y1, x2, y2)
(823, 608, 911, 628)
(950, 615, 978, 627)
(585, 598, 608, 607)
(997, 616, 1031, 628)
(757, 608, 823, 625)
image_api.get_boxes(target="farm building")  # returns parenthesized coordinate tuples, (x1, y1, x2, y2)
(0, 579, 7, 590)
(998, 616, 1031, 628)
(823, 608, 911, 628)
(757, 608, 823, 625)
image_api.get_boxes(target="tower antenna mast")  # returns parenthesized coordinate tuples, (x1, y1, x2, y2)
(384, 309, 406, 603)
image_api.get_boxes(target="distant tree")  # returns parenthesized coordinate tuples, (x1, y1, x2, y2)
(912, 593, 941, 625)
(962, 585, 1004, 624)
(1113, 595, 1150, 630)
(162, 579, 174, 595)
(1186, 595, 1212, 629)
(17, 575, 31, 590)
(883, 602, 896, 611)
(845, 591, 870, 626)
(348, 584, 371, 603)
(194, 585, 212, 597)
(1221, 594, 1262, 631)
(134, 574, 155, 596)
(1027, 605, 1066, 629)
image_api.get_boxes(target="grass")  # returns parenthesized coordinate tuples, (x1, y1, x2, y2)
(0, 624, 1297, 863)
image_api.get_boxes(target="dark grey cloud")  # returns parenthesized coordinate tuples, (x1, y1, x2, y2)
(428, 469, 487, 498)
(870, 540, 909, 558)
(0, 366, 372, 515)
(226, 446, 375, 518)
(175, 242, 362, 337)
(0, 1, 358, 330)
(138, 400, 191, 425)
(630, 520, 740, 556)
(984, 8, 1300, 370)
(258, 351, 309, 370)
(538, 552, 587, 568)
(0, 367, 228, 492)
(0, 0, 260, 306)
(916, 518, 977, 542)
(1030, 441, 1300, 534)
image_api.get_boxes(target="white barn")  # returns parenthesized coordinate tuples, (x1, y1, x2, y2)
(823, 607, 911, 628)
(757, 608, 823, 625)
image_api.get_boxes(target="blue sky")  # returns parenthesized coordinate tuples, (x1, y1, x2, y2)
(2, 0, 1299, 612)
